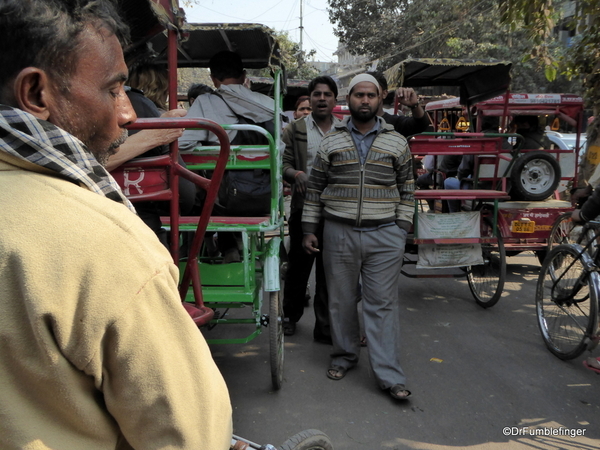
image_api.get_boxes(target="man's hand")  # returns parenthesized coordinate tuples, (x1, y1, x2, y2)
(294, 170, 309, 194)
(302, 233, 320, 254)
(395, 87, 419, 107)
(571, 186, 592, 207)
(161, 108, 187, 118)
(572, 209, 583, 223)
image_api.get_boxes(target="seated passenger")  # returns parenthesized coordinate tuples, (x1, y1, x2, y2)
(512, 115, 551, 150)
(107, 60, 195, 246)
(180, 51, 282, 262)
(444, 118, 512, 212)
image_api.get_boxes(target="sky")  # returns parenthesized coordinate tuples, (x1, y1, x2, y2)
(182, 0, 339, 63)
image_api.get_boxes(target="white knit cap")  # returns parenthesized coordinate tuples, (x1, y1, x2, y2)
(348, 73, 380, 95)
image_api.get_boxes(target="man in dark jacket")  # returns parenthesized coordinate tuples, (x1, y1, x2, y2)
(281, 76, 340, 343)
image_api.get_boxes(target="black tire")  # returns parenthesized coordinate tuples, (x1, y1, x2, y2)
(541, 211, 577, 264)
(269, 289, 284, 390)
(536, 244, 600, 360)
(467, 217, 506, 308)
(279, 429, 334, 450)
(509, 151, 561, 201)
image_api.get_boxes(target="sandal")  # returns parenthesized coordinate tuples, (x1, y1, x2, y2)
(389, 384, 411, 400)
(326, 365, 348, 380)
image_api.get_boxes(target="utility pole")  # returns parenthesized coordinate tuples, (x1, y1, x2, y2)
(299, 0, 304, 68)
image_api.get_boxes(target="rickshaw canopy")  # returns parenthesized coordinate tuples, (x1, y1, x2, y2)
(118, 0, 182, 49)
(150, 23, 283, 71)
(384, 58, 512, 107)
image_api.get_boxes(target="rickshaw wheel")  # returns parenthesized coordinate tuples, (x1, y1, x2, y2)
(269, 289, 284, 390)
(536, 244, 600, 360)
(467, 217, 506, 308)
(279, 429, 334, 450)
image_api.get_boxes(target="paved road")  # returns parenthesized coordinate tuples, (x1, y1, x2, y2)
(203, 252, 600, 449)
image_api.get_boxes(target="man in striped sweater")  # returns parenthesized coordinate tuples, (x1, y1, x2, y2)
(302, 73, 415, 401)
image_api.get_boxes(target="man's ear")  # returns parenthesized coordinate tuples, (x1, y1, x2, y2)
(13, 68, 53, 120)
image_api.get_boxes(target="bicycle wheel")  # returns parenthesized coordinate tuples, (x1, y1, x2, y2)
(467, 217, 506, 308)
(547, 212, 576, 252)
(536, 244, 600, 360)
(279, 429, 334, 450)
(269, 288, 284, 390)
(577, 222, 600, 257)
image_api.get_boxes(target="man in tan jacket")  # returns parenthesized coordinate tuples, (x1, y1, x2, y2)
(0, 1, 232, 448)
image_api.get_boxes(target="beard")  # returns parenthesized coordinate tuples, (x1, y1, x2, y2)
(91, 129, 128, 166)
(350, 106, 377, 123)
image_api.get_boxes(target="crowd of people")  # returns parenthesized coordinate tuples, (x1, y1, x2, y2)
(14, 0, 594, 446)
(0, 0, 428, 445)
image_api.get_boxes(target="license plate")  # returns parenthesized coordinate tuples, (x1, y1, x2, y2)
(512, 220, 535, 233)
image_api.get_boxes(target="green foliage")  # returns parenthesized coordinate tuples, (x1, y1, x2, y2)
(272, 31, 320, 80)
(327, 0, 579, 94)
(499, 0, 600, 112)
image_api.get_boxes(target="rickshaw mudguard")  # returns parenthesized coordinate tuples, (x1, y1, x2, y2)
(263, 236, 282, 292)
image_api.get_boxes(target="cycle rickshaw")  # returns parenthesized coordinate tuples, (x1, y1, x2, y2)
(112, 1, 333, 448)
(425, 92, 586, 264)
(378, 58, 582, 308)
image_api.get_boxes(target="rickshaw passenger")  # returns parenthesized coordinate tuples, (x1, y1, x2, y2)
(180, 51, 279, 263)
(0, 1, 232, 448)
(444, 118, 512, 212)
(106, 60, 196, 246)
(187, 83, 215, 106)
(512, 115, 551, 149)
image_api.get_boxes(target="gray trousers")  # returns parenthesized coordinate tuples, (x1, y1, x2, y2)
(323, 220, 407, 389)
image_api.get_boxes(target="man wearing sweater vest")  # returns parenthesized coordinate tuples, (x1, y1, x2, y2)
(302, 73, 414, 401)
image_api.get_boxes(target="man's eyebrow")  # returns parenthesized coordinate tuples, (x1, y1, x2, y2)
(106, 72, 128, 86)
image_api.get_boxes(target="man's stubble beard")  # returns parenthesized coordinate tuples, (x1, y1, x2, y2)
(93, 129, 128, 166)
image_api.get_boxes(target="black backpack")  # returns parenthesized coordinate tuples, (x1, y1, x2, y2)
(216, 115, 273, 216)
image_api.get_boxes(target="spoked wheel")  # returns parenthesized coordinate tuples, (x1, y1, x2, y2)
(279, 429, 334, 450)
(539, 211, 576, 264)
(577, 223, 600, 257)
(467, 217, 506, 308)
(536, 244, 600, 360)
(547, 212, 576, 250)
(269, 289, 284, 390)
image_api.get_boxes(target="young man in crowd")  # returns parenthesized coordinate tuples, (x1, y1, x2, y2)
(281, 76, 340, 344)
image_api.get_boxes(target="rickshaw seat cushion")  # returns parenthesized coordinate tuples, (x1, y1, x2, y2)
(414, 189, 510, 201)
(182, 302, 214, 326)
(166, 215, 271, 226)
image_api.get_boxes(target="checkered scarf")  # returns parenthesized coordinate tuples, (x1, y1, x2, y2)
(0, 105, 135, 213)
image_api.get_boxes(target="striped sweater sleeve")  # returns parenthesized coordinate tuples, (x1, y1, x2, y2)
(394, 138, 415, 226)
